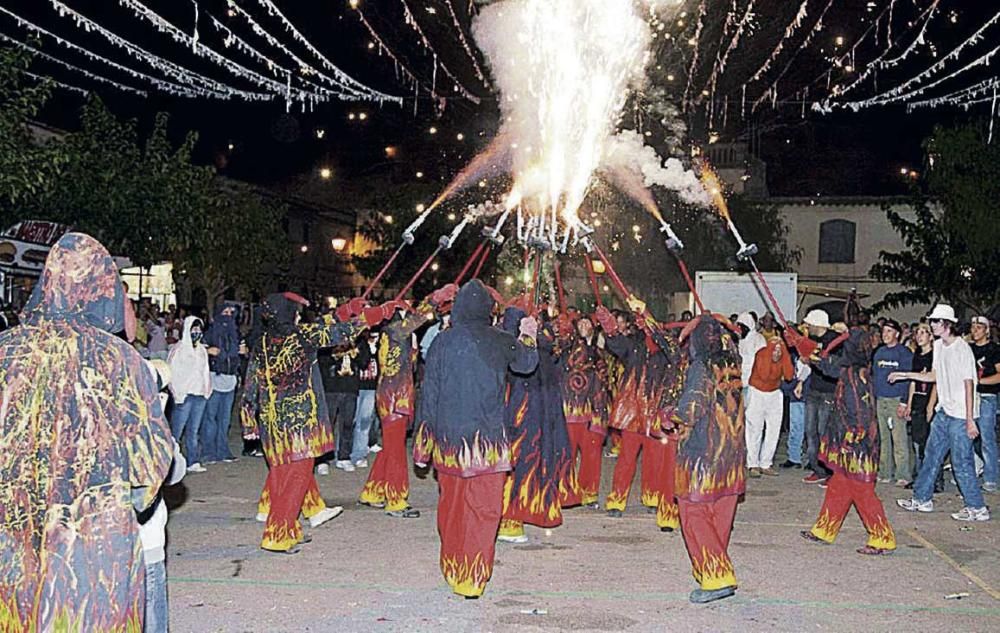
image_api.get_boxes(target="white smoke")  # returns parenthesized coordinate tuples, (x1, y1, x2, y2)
(602, 130, 711, 207)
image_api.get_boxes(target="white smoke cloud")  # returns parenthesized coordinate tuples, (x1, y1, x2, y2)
(602, 129, 711, 207)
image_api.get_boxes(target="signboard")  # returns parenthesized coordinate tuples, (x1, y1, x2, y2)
(0, 221, 71, 277)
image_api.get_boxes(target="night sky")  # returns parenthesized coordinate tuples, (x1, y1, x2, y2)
(5, 0, 991, 200)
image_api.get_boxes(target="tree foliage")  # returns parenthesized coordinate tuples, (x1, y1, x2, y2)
(871, 122, 1000, 316)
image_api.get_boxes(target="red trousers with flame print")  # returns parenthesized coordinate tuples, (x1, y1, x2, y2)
(606, 431, 671, 514)
(678, 495, 738, 590)
(257, 462, 326, 520)
(260, 458, 316, 551)
(437, 471, 505, 597)
(809, 471, 896, 550)
(566, 424, 604, 505)
(359, 415, 410, 512)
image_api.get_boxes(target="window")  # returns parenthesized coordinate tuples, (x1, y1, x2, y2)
(818, 219, 856, 264)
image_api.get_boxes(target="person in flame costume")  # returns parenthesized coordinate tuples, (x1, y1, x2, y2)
(0, 233, 174, 631)
(672, 315, 746, 604)
(359, 284, 459, 518)
(594, 303, 678, 522)
(801, 312, 897, 555)
(497, 303, 581, 543)
(557, 311, 610, 508)
(242, 293, 393, 554)
(413, 280, 539, 598)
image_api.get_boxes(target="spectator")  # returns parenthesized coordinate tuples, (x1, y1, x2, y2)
(802, 309, 838, 484)
(970, 315, 1000, 492)
(168, 316, 212, 473)
(904, 322, 941, 491)
(736, 312, 765, 401)
(746, 338, 793, 476)
(895, 304, 990, 522)
(351, 330, 382, 467)
(781, 337, 812, 469)
(201, 304, 242, 464)
(872, 319, 914, 487)
(317, 343, 360, 474)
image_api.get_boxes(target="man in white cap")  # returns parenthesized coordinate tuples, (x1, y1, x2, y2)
(892, 304, 990, 522)
(802, 309, 838, 484)
(970, 315, 1000, 492)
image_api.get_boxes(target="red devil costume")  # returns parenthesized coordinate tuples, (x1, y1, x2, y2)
(498, 307, 580, 540)
(359, 287, 454, 517)
(673, 316, 746, 604)
(595, 307, 680, 522)
(413, 280, 539, 597)
(803, 325, 896, 554)
(557, 317, 610, 506)
(242, 293, 387, 553)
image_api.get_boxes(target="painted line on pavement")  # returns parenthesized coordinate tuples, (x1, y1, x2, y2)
(905, 528, 1000, 601)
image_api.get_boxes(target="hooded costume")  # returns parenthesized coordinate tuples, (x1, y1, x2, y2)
(558, 322, 610, 506)
(673, 317, 745, 601)
(0, 233, 173, 631)
(806, 326, 896, 552)
(413, 280, 538, 598)
(498, 308, 580, 539)
(241, 293, 370, 552)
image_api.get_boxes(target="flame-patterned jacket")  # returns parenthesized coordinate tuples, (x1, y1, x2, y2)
(241, 309, 366, 466)
(818, 327, 879, 483)
(605, 327, 677, 436)
(376, 305, 432, 422)
(557, 334, 609, 433)
(674, 319, 747, 502)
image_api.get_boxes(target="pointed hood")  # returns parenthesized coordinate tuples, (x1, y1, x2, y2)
(451, 279, 494, 327)
(21, 232, 128, 334)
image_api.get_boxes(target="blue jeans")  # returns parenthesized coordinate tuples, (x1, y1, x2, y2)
(171, 395, 207, 465)
(200, 389, 236, 462)
(914, 411, 986, 509)
(350, 389, 377, 463)
(144, 560, 168, 632)
(787, 401, 805, 464)
(977, 394, 998, 485)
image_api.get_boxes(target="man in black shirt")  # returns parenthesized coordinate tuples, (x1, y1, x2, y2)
(971, 316, 1000, 492)
(802, 310, 838, 484)
(317, 344, 361, 474)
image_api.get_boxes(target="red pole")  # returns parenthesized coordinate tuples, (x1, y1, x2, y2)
(553, 258, 567, 313)
(583, 254, 603, 308)
(394, 246, 442, 301)
(472, 244, 493, 279)
(530, 250, 543, 312)
(591, 242, 630, 301)
(674, 255, 706, 314)
(362, 243, 405, 300)
(454, 241, 486, 285)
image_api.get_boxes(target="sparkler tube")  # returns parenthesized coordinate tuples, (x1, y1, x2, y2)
(454, 241, 487, 285)
(361, 242, 405, 301)
(394, 245, 443, 302)
(485, 208, 512, 244)
(439, 215, 473, 250)
(402, 208, 433, 245)
(658, 220, 685, 252)
(724, 216, 758, 261)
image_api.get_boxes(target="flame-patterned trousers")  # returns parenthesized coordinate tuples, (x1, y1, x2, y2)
(359, 415, 410, 512)
(606, 431, 675, 526)
(256, 462, 326, 520)
(260, 458, 316, 552)
(809, 471, 896, 550)
(437, 471, 505, 597)
(678, 495, 738, 590)
(567, 423, 604, 505)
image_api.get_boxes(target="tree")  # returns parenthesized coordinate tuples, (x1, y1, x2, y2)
(0, 47, 66, 211)
(871, 122, 1000, 316)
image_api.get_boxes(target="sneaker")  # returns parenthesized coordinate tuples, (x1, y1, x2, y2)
(689, 586, 736, 604)
(316, 463, 330, 476)
(353, 458, 369, 469)
(263, 544, 302, 556)
(334, 459, 356, 472)
(255, 512, 268, 523)
(497, 533, 529, 543)
(802, 472, 823, 484)
(604, 450, 618, 459)
(800, 530, 827, 544)
(250, 448, 264, 458)
(748, 467, 762, 478)
(761, 468, 779, 477)
(983, 482, 998, 493)
(895, 479, 910, 488)
(896, 498, 934, 513)
(308, 506, 344, 528)
(369, 444, 383, 454)
(950, 506, 990, 522)
(878, 477, 892, 484)
(818, 478, 829, 489)
(222, 456, 238, 463)
(780, 460, 801, 469)
(386, 507, 421, 518)
(187, 463, 206, 473)
(358, 500, 386, 509)
(607, 509, 623, 518)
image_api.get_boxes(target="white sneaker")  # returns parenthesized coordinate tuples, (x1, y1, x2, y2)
(896, 498, 933, 513)
(369, 444, 383, 454)
(983, 482, 998, 493)
(334, 459, 356, 472)
(255, 512, 268, 523)
(497, 533, 529, 544)
(316, 463, 330, 476)
(308, 506, 344, 528)
(354, 458, 369, 468)
(187, 463, 206, 473)
(951, 506, 990, 522)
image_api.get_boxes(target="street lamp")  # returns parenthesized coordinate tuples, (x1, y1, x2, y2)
(331, 237, 348, 252)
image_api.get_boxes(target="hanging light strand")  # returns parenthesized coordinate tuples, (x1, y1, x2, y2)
(681, 0, 707, 110)
(22, 70, 90, 96)
(747, 0, 810, 84)
(1, 34, 147, 97)
(442, 0, 491, 88)
(398, 0, 481, 103)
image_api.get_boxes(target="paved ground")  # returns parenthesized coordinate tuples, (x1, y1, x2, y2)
(164, 436, 1000, 632)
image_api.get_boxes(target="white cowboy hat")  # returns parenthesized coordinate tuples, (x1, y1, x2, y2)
(803, 309, 830, 328)
(927, 304, 958, 323)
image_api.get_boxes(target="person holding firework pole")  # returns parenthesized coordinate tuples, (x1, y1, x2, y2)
(413, 280, 539, 598)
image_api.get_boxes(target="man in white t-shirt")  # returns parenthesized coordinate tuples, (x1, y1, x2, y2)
(891, 304, 989, 522)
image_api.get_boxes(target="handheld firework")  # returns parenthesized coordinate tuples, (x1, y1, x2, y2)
(361, 207, 434, 300)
